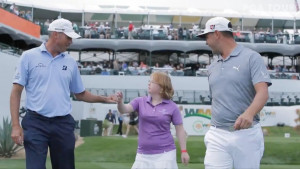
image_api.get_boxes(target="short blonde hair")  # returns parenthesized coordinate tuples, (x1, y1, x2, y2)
(151, 72, 174, 100)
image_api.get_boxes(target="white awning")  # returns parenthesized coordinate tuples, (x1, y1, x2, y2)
(7, 0, 299, 20)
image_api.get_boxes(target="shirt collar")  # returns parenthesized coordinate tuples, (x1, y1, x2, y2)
(146, 95, 170, 104)
(39, 43, 66, 58)
(217, 44, 242, 62)
(39, 43, 48, 52)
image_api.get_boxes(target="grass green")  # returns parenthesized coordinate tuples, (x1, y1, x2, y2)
(0, 126, 299, 169)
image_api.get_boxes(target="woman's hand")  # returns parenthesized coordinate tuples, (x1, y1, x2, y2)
(181, 152, 190, 166)
(116, 91, 123, 104)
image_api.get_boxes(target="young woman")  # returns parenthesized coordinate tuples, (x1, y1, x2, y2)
(116, 72, 190, 169)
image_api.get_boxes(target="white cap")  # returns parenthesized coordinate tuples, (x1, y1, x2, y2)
(197, 17, 233, 38)
(48, 18, 81, 39)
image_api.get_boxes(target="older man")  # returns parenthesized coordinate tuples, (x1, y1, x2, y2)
(10, 18, 116, 169)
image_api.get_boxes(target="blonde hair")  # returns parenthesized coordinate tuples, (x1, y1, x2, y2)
(151, 72, 174, 100)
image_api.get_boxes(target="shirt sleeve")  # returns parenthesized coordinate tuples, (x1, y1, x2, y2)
(249, 53, 272, 86)
(129, 97, 142, 112)
(13, 52, 28, 86)
(172, 105, 183, 125)
(70, 60, 85, 93)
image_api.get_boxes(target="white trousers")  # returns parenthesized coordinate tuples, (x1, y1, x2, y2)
(131, 149, 178, 169)
(107, 122, 114, 136)
(204, 123, 264, 169)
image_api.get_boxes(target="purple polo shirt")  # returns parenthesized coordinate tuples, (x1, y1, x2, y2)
(130, 96, 182, 154)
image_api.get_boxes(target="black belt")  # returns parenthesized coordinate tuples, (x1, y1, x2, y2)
(26, 109, 69, 119)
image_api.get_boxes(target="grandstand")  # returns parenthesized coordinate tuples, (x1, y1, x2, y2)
(1, 0, 300, 74)
(0, 0, 300, 129)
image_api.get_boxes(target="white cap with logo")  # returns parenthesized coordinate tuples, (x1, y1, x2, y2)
(48, 18, 81, 39)
(197, 17, 233, 38)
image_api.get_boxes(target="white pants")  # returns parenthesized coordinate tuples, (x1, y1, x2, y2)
(204, 123, 264, 169)
(107, 122, 114, 136)
(131, 149, 178, 169)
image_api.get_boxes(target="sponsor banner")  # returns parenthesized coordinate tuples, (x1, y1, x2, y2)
(179, 105, 299, 135)
(180, 105, 212, 136)
(72, 102, 300, 136)
(259, 106, 299, 127)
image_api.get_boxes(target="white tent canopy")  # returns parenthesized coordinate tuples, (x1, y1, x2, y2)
(6, 0, 300, 20)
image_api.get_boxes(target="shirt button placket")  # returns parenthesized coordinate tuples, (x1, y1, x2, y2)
(220, 61, 224, 76)
(221, 61, 224, 71)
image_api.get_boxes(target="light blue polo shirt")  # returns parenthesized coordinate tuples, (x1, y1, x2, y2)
(208, 45, 272, 128)
(13, 43, 85, 117)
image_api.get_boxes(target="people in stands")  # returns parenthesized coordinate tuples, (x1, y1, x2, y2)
(168, 33, 172, 40)
(13, 6, 19, 16)
(19, 10, 25, 18)
(266, 27, 271, 34)
(282, 65, 288, 72)
(105, 21, 109, 27)
(132, 61, 139, 68)
(235, 26, 241, 37)
(84, 23, 91, 39)
(44, 19, 50, 28)
(9, 3, 15, 13)
(183, 27, 187, 40)
(173, 29, 178, 40)
(274, 65, 281, 72)
(103, 60, 109, 69)
(163, 62, 172, 68)
(34, 20, 40, 25)
(105, 28, 111, 39)
(72, 22, 79, 33)
(113, 59, 120, 75)
(121, 61, 128, 71)
(25, 11, 32, 21)
(98, 22, 105, 35)
(128, 21, 134, 40)
(290, 66, 296, 72)
(139, 61, 147, 69)
(192, 23, 198, 39)
(131, 67, 139, 75)
(276, 29, 283, 43)
(178, 25, 183, 40)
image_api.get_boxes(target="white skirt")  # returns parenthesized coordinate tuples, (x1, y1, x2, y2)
(131, 149, 178, 169)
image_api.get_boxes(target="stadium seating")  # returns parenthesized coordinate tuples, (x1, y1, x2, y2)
(83, 88, 300, 106)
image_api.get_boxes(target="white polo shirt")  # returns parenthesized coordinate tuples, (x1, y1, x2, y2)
(208, 45, 272, 128)
(13, 43, 85, 117)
